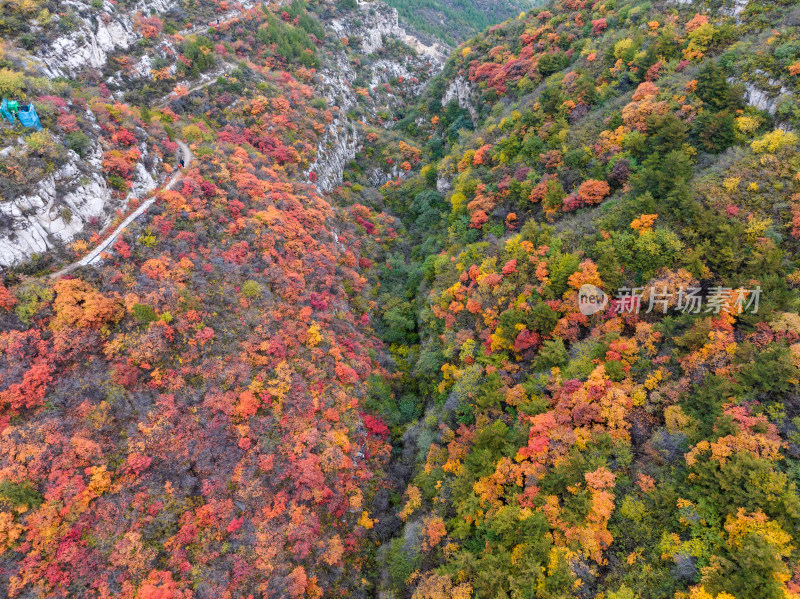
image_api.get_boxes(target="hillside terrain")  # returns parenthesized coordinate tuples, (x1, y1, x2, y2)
(1, 0, 800, 598)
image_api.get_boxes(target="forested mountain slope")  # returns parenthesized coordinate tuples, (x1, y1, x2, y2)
(1, 0, 800, 598)
(0, 1, 437, 597)
(338, 0, 800, 597)
(0, 0, 440, 267)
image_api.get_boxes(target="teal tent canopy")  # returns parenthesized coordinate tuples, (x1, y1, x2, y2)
(17, 104, 41, 130)
(0, 98, 15, 124)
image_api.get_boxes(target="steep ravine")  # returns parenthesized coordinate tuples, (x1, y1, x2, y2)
(308, 1, 445, 192)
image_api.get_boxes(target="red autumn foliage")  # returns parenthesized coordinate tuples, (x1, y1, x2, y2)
(592, 18, 607, 34)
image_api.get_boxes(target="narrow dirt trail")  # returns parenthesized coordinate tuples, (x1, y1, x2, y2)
(51, 141, 192, 278)
(154, 63, 235, 108)
(174, 2, 256, 37)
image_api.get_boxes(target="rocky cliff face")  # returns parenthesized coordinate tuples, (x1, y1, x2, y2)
(34, 0, 178, 79)
(738, 71, 794, 123)
(307, 0, 444, 192)
(442, 75, 478, 124)
(0, 140, 160, 268)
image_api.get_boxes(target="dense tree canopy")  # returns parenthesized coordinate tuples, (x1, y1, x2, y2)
(2, 0, 800, 597)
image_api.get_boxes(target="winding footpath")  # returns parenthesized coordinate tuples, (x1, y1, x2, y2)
(51, 141, 192, 278)
(155, 64, 236, 108)
(175, 3, 257, 38)
(47, 4, 273, 279)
